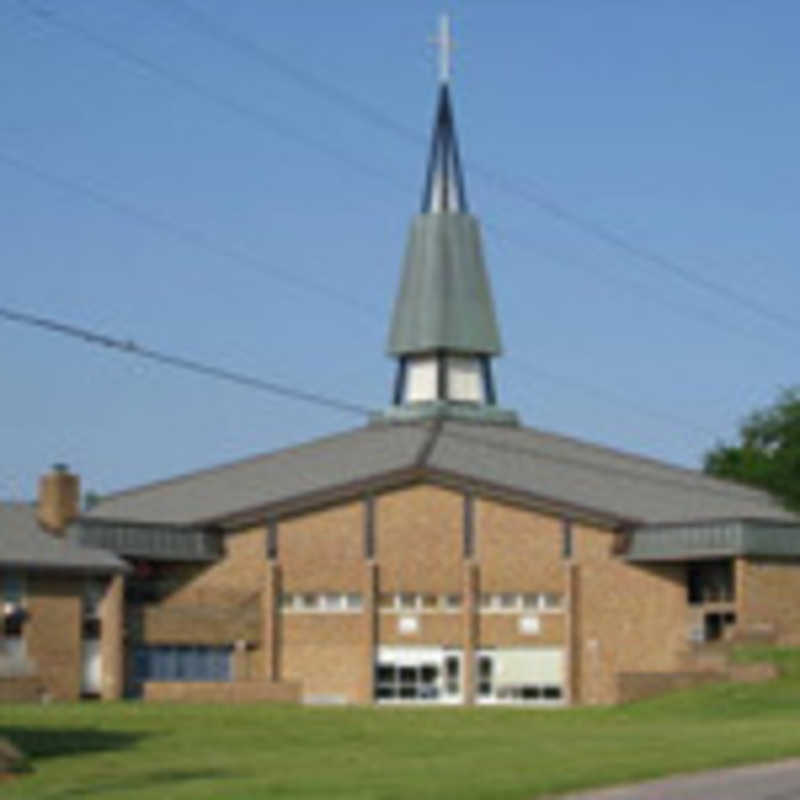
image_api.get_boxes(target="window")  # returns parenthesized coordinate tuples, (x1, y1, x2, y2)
(345, 593, 363, 610)
(301, 593, 319, 610)
(499, 593, 518, 610)
(378, 593, 462, 612)
(133, 645, 232, 682)
(444, 594, 462, 610)
(688, 561, 734, 605)
(3, 573, 24, 607)
(421, 594, 438, 610)
(475, 650, 565, 704)
(542, 593, 562, 610)
(522, 593, 540, 609)
(374, 651, 461, 702)
(281, 592, 363, 613)
(2, 573, 26, 638)
(480, 592, 564, 613)
(447, 357, 485, 403)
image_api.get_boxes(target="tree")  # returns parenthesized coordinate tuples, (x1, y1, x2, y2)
(704, 387, 800, 511)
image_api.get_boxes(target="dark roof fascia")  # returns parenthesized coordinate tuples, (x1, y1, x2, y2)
(76, 515, 213, 532)
(0, 559, 130, 575)
(638, 515, 800, 531)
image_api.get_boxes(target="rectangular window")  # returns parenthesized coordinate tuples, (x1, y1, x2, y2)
(345, 593, 363, 610)
(463, 494, 474, 558)
(562, 519, 573, 559)
(133, 645, 232, 682)
(542, 593, 562, 610)
(3, 573, 25, 607)
(421, 594, 438, 610)
(364, 495, 375, 559)
(522, 593, 540, 609)
(444, 594, 462, 610)
(266, 521, 278, 560)
(499, 593, 518, 610)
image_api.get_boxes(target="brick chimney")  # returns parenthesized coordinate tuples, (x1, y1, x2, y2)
(37, 463, 80, 534)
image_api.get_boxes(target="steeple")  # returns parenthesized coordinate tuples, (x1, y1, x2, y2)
(380, 15, 517, 426)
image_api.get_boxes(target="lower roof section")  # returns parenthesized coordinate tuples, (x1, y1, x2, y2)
(627, 519, 800, 561)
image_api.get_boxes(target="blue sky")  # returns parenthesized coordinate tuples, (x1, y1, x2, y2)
(3, 0, 800, 499)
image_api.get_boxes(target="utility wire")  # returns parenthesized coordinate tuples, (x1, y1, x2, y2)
(0, 306, 371, 418)
(0, 149, 734, 442)
(1, 305, 745, 495)
(16, 2, 800, 347)
(0, 150, 383, 321)
(2, 5, 784, 443)
(146, 0, 800, 336)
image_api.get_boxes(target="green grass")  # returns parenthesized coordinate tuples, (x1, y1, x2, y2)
(3, 651, 800, 800)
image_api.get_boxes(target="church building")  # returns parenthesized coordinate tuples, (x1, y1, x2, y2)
(3, 19, 800, 706)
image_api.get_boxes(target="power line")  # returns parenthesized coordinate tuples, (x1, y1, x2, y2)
(503, 357, 720, 438)
(0, 306, 371, 418)
(16, 2, 800, 350)
(0, 149, 746, 441)
(1, 304, 746, 494)
(4, 5, 790, 445)
(144, 0, 800, 337)
(0, 150, 383, 321)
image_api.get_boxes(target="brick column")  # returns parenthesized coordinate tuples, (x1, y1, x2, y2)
(461, 561, 479, 705)
(734, 556, 746, 633)
(100, 573, 125, 700)
(357, 561, 378, 704)
(566, 563, 581, 706)
(262, 562, 281, 680)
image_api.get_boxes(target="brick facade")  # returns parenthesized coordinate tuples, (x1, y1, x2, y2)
(18, 481, 799, 706)
(25, 576, 82, 701)
(737, 557, 800, 644)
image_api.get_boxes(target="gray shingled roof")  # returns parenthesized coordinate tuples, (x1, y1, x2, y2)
(87, 424, 432, 525)
(86, 420, 796, 528)
(0, 503, 127, 572)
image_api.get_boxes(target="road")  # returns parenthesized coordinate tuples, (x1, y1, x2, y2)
(556, 759, 800, 800)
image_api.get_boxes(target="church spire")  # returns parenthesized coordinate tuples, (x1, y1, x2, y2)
(421, 15, 467, 213)
(379, 15, 517, 426)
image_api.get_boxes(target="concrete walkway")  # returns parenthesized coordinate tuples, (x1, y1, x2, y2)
(555, 759, 800, 800)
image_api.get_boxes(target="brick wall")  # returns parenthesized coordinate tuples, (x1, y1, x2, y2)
(476, 500, 565, 593)
(738, 557, 800, 644)
(124, 481, 697, 706)
(377, 485, 463, 593)
(281, 501, 364, 590)
(143, 680, 300, 703)
(26, 576, 82, 700)
(573, 523, 687, 705)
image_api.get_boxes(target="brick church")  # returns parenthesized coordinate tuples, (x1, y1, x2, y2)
(3, 23, 800, 706)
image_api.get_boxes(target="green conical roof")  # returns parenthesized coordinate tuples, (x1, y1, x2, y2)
(387, 213, 502, 356)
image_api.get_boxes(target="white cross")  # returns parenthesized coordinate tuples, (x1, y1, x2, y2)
(433, 13, 454, 84)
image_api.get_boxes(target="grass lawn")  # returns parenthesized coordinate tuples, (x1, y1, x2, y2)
(3, 648, 800, 800)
